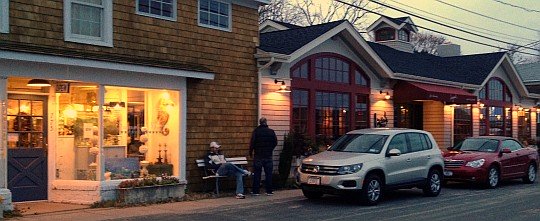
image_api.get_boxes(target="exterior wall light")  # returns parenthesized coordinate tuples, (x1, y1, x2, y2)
(380, 90, 391, 100)
(27, 79, 51, 87)
(275, 79, 291, 93)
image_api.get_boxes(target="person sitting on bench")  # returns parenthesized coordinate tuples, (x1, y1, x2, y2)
(205, 141, 252, 199)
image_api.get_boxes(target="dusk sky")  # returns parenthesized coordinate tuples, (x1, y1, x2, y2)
(326, 0, 540, 56)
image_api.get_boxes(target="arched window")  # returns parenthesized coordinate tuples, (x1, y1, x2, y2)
(290, 53, 371, 141)
(398, 29, 409, 41)
(479, 78, 513, 136)
(375, 28, 395, 41)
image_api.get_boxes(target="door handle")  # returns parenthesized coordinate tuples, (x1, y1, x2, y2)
(427, 156, 431, 159)
(406, 159, 411, 162)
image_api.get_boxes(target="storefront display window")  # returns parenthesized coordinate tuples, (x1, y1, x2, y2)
(478, 78, 513, 137)
(454, 105, 472, 145)
(518, 109, 531, 142)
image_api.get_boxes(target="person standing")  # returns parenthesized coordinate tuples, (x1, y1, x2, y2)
(205, 141, 252, 199)
(249, 117, 277, 195)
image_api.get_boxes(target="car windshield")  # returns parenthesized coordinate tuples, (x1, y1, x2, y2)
(328, 134, 389, 154)
(454, 138, 499, 152)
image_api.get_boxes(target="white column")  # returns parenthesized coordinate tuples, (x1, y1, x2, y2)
(0, 76, 13, 211)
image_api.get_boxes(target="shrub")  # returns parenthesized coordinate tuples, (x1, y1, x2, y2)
(118, 176, 179, 189)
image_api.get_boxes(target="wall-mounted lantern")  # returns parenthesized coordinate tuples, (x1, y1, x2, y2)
(275, 79, 291, 93)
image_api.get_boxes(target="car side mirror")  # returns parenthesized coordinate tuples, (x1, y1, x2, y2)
(447, 146, 453, 151)
(387, 148, 401, 157)
(500, 148, 512, 154)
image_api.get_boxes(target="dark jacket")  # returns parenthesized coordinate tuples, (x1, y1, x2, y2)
(249, 124, 277, 159)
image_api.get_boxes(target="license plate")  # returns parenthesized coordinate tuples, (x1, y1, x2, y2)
(444, 170, 453, 176)
(307, 176, 321, 185)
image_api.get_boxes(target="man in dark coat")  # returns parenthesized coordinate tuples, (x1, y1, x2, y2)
(249, 117, 277, 195)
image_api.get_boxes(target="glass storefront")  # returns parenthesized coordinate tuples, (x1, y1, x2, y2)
(7, 77, 180, 182)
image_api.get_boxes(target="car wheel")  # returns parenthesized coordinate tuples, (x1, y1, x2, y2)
(423, 169, 442, 197)
(302, 187, 323, 199)
(523, 163, 537, 184)
(361, 174, 382, 206)
(486, 166, 500, 188)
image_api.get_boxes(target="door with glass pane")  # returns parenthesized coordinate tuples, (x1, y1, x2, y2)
(7, 95, 48, 202)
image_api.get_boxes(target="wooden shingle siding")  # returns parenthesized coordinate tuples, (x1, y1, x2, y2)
(3, 1, 260, 191)
(423, 101, 448, 150)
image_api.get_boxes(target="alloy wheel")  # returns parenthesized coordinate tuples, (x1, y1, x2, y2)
(367, 179, 381, 202)
(430, 173, 441, 193)
(488, 167, 499, 188)
(527, 165, 536, 182)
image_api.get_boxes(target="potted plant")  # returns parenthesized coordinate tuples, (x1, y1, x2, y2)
(278, 131, 316, 187)
(116, 176, 183, 205)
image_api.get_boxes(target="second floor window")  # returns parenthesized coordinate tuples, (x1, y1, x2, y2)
(199, 0, 231, 31)
(137, 0, 176, 20)
(375, 28, 395, 41)
(64, 0, 113, 47)
(0, 0, 8, 33)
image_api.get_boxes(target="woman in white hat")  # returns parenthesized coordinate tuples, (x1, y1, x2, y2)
(205, 141, 252, 199)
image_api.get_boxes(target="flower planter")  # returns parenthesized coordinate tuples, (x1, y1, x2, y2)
(117, 184, 184, 205)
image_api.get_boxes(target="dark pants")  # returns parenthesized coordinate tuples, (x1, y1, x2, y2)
(252, 158, 273, 194)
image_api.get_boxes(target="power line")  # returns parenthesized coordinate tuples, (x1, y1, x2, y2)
(333, 0, 540, 57)
(366, 0, 539, 51)
(435, 0, 540, 32)
(386, 0, 536, 42)
(492, 0, 540, 13)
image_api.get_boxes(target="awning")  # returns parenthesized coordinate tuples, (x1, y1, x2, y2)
(393, 81, 477, 104)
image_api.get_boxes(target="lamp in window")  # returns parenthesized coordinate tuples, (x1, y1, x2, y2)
(380, 90, 391, 100)
(109, 102, 126, 110)
(27, 79, 51, 87)
(477, 102, 485, 108)
(274, 79, 291, 93)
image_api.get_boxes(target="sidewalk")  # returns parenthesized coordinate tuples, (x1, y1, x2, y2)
(7, 189, 303, 221)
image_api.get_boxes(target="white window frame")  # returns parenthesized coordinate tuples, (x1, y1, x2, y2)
(198, 0, 232, 32)
(64, 0, 113, 47)
(0, 0, 8, 33)
(136, 0, 177, 21)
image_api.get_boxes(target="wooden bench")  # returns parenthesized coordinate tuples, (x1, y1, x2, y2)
(196, 157, 248, 196)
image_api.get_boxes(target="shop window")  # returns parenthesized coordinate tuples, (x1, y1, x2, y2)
(478, 78, 513, 137)
(315, 57, 350, 83)
(375, 28, 395, 41)
(292, 90, 308, 134)
(0, 0, 8, 33)
(517, 109, 531, 142)
(54, 84, 179, 181)
(199, 0, 231, 31)
(137, 0, 176, 20)
(454, 105, 472, 145)
(315, 92, 350, 140)
(64, 0, 113, 47)
(291, 53, 370, 141)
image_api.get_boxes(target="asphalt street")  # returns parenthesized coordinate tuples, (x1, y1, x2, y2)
(118, 178, 540, 221)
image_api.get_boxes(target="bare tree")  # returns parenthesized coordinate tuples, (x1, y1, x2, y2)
(410, 31, 450, 55)
(259, 0, 383, 31)
(503, 40, 540, 64)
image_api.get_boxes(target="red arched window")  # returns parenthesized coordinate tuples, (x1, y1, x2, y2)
(479, 78, 513, 136)
(375, 28, 395, 41)
(290, 53, 370, 141)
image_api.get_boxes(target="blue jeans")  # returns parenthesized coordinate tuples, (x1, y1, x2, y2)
(217, 163, 245, 194)
(252, 158, 273, 194)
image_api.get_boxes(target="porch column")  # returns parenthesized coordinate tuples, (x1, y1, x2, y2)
(0, 76, 13, 211)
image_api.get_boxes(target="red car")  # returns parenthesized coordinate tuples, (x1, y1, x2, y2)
(443, 136, 538, 188)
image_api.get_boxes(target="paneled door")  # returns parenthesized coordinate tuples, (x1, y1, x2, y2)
(7, 94, 48, 202)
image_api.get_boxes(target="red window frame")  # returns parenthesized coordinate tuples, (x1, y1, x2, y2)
(290, 53, 371, 140)
(479, 78, 513, 136)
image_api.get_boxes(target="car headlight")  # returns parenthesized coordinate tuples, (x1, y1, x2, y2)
(337, 163, 363, 175)
(465, 159, 485, 168)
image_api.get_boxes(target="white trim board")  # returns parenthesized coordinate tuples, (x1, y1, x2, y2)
(0, 0, 8, 33)
(0, 50, 214, 80)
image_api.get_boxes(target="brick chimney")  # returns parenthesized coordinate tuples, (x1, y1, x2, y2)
(437, 44, 461, 57)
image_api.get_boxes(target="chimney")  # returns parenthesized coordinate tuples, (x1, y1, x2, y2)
(437, 44, 461, 57)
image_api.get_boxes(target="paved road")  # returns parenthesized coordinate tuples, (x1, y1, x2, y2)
(119, 179, 539, 221)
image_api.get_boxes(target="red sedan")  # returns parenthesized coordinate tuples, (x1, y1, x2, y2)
(443, 136, 538, 188)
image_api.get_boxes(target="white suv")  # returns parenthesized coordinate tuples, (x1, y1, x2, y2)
(298, 128, 444, 205)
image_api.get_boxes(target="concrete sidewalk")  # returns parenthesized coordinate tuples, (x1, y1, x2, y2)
(8, 189, 303, 221)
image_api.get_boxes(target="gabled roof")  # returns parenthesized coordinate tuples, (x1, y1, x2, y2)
(259, 20, 345, 55)
(366, 16, 418, 33)
(515, 62, 540, 84)
(272, 20, 302, 29)
(367, 42, 506, 85)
